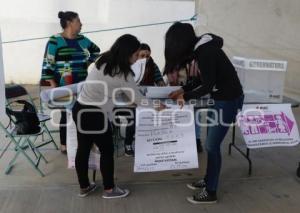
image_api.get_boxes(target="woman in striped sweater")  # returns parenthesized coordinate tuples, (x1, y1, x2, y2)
(41, 11, 100, 153)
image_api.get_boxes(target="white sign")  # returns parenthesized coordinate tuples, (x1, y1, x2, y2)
(145, 86, 182, 99)
(237, 104, 300, 149)
(0, 28, 5, 120)
(66, 111, 100, 170)
(134, 105, 198, 172)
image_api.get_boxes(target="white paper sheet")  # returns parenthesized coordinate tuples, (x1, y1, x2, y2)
(134, 105, 198, 172)
(145, 86, 182, 99)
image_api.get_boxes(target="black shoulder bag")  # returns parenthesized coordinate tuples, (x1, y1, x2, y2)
(6, 100, 41, 134)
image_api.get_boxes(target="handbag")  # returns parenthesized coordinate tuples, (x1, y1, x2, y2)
(6, 100, 41, 134)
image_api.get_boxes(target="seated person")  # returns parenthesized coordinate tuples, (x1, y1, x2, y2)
(123, 43, 165, 156)
(138, 43, 165, 86)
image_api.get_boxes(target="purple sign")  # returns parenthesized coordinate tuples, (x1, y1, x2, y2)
(238, 112, 294, 136)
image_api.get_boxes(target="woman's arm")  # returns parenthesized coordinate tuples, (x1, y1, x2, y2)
(46, 79, 57, 88)
(121, 74, 146, 105)
(41, 36, 58, 87)
(183, 48, 217, 101)
(152, 62, 166, 86)
(86, 37, 100, 63)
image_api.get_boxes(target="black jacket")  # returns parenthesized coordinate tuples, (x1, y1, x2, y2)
(183, 34, 243, 101)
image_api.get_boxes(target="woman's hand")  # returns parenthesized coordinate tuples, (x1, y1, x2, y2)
(156, 81, 166, 87)
(168, 88, 184, 100)
(46, 79, 57, 88)
(155, 103, 168, 111)
(176, 94, 185, 109)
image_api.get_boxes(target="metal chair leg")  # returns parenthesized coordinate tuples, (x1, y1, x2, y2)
(5, 135, 46, 177)
(26, 137, 48, 164)
(35, 123, 58, 150)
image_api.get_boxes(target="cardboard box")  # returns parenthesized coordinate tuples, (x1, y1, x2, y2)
(232, 56, 287, 103)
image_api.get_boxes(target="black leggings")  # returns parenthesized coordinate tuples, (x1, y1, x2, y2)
(72, 101, 115, 190)
(114, 108, 135, 146)
(60, 110, 66, 145)
(125, 120, 135, 146)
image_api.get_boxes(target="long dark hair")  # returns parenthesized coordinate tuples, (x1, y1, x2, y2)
(139, 43, 155, 85)
(140, 43, 151, 52)
(95, 34, 140, 80)
(164, 22, 198, 75)
(58, 11, 78, 29)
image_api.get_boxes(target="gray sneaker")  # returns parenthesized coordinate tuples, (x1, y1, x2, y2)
(102, 186, 130, 199)
(187, 179, 206, 190)
(78, 183, 98, 198)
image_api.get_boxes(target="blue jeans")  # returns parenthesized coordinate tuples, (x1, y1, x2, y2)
(195, 112, 201, 141)
(204, 95, 244, 192)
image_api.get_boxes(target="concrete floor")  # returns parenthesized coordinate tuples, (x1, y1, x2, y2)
(0, 85, 300, 213)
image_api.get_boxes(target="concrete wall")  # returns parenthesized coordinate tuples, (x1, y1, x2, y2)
(195, 0, 300, 100)
(0, 0, 195, 84)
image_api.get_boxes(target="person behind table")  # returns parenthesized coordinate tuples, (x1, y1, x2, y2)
(138, 43, 165, 86)
(165, 22, 244, 204)
(123, 43, 166, 156)
(41, 11, 100, 153)
(72, 34, 159, 198)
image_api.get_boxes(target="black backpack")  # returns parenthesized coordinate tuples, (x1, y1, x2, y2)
(6, 100, 41, 134)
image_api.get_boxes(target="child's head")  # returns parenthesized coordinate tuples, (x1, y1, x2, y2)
(138, 43, 151, 59)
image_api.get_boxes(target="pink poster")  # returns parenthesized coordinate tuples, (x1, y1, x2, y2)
(237, 104, 300, 149)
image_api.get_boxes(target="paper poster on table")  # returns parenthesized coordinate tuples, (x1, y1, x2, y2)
(145, 86, 182, 99)
(0, 28, 5, 120)
(134, 105, 198, 172)
(237, 104, 300, 149)
(66, 111, 100, 170)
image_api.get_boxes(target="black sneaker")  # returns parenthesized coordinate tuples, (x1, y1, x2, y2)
(125, 145, 134, 157)
(186, 188, 217, 204)
(78, 183, 98, 198)
(196, 139, 203, 153)
(187, 179, 206, 190)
